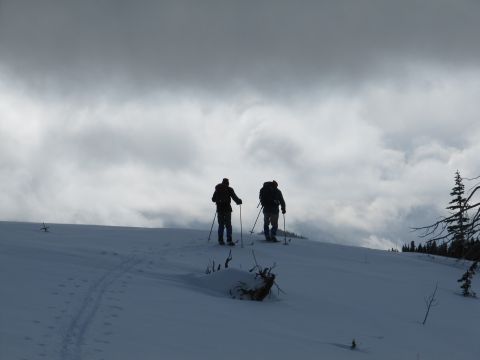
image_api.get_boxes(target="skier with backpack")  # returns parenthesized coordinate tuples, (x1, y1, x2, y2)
(259, 180, 286, 242)
(212, 178, 242, 246)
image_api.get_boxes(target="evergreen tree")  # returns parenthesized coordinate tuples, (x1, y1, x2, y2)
(426, 240, 437, 255)
(467, 239, 480, 261)
(446, 171, 470, 258)
(437, 242, 448, 257)
(410, 240, 416, 252)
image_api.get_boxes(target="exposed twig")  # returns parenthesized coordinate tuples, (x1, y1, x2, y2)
(225, 249, 233, 269)
(422, 283, 439, 325)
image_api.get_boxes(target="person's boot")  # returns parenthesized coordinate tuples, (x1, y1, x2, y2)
(264, 229, 271, 241)
(227, 237, 235, 246)
(218, 237, 225, 245)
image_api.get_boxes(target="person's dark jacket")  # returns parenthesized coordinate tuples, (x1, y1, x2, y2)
(212, 183, 242, 213)
(260, 182, 286, 214)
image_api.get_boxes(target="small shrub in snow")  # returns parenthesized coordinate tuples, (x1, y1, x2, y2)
(422, 283, 439, 325)
(230, 251, 284, 301)
(232, 266, 276, 301)
(457, 261, 478, 297)
(40, 222, 50, 232)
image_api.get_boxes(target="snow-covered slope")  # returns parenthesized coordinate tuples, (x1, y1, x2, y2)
(1, 221, 478, 360)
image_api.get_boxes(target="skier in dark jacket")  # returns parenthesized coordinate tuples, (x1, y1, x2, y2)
(259, 180, 286, 242)
(212, 178, 242, 245)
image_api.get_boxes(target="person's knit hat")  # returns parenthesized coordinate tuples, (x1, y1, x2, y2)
(222, 178, 229, 185)
(272, 180, 278, 187)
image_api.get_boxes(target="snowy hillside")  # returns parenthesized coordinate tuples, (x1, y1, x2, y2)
(1, 221, 478, 360)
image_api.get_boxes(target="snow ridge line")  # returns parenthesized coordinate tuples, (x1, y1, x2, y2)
(60, 253, 142, 360)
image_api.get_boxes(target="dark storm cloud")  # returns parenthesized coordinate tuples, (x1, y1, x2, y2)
(1, 0, 480, 94)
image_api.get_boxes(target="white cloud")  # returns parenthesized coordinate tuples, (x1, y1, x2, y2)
(362, 235, 398, 251)
(1, 1, 480, 249)
(2, 71, 479, 250)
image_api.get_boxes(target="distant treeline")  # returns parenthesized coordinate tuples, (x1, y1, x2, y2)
(402, 239, 480, 261)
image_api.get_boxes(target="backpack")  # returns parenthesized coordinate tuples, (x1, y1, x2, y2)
(215, 184, 230, 203)
(260, 182, 276, 207)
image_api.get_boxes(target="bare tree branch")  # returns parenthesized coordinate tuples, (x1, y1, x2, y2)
(422, 283, 439, 325)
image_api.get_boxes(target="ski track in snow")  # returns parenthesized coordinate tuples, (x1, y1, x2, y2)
(59, 252, 143, 360)
(21, 235, 264, 360)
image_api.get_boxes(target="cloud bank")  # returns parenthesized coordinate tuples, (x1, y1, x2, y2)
(1, 0, 480, 248)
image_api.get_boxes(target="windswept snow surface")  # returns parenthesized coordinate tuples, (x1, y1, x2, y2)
(1, 221, 478, 360)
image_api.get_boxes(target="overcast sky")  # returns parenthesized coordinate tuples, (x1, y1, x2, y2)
(1, 0, 480, 249)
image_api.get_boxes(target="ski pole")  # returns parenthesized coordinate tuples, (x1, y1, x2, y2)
(239, 204, 244, 248)
(283, 212, 287, 245)
(250, 206, 263, 234)
(208, 211, 217, 242)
